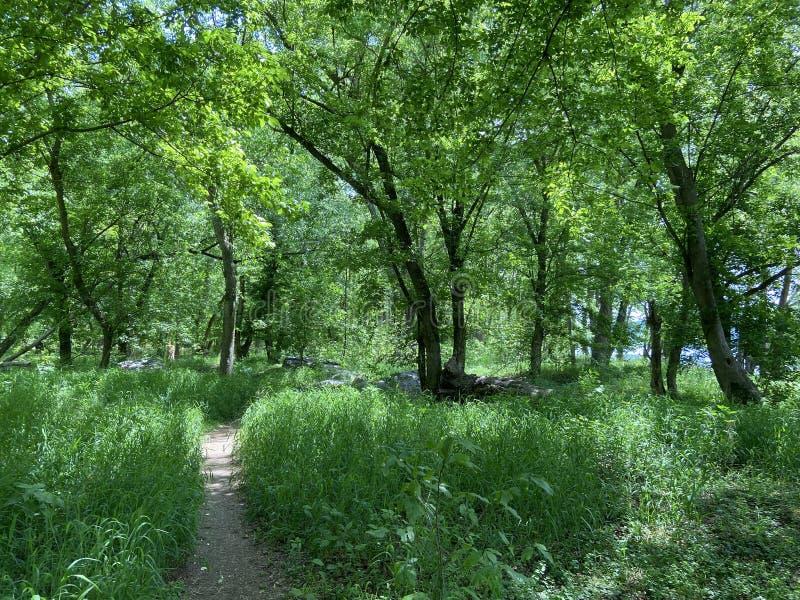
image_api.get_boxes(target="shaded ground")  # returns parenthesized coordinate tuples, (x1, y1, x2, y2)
(179, 425, 290, 599)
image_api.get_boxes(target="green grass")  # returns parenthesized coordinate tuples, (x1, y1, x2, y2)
(0, 358, 331, 599)
(4, 357, 798, 599)
(0, 369, 205, 599)
(0, 361, 276, 600)
(236, 362, 800, 599)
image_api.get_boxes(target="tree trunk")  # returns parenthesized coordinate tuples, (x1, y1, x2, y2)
(208, 187, 237, 377)
(613, 299, 629, 360)
(529, 239, 548, 377)
(660, 123, 760, 402)
(373, 144, 442, 393)
(235, 275, 248, 359)
(449, 268, 467, 375)
(518, 202, 550, 377)
(202, 314, 216, 354)
(58, 318, 73, 365)
(580, 309, 590, 358)
(666, 344, 681, 396)
(100, 324, 114, 369)
(779, 265, 793, 308)
(568, 305, 577, 366)
(645, 300, 667, 395)
(530, 322, 545, 376)
(441, 192, 468, 377)
(665, 279, 689, 396)
(590, 293, 613, 367)
(409, 273, 441, 393)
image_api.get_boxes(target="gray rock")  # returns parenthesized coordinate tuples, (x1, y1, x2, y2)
(378, 370, 422, 395)
(315, 367, 369, 390)
(315, 379, 352, 388)
(118, 357, 163, 370)
(282, 356, 316, 368)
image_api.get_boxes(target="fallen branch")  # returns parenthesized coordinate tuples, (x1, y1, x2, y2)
(1, 327, 56, 363)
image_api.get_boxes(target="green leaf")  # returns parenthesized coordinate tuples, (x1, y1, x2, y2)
(535, 543, 555, 566)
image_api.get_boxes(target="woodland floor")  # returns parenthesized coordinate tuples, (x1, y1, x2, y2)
(177, 425, 290, 599)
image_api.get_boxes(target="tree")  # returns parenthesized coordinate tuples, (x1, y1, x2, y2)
(256, 0, 580, 393)
(582, 0, 800, 401)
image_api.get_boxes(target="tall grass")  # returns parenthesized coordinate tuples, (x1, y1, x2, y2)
(237, 365, 800, 599)
(0, 369, 209, 599)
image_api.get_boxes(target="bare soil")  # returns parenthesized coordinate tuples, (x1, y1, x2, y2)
(178, 425, 290, 599)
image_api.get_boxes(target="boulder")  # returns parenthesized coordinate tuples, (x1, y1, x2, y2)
(282, 356, 316, 368)
(118, 357, 163, 370)
(315, 366, 368, 390)
(374, 370, 422, 395)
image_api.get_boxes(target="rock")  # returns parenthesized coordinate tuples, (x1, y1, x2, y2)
(282, 356, 341, 369)
(375, 370, 422, 395)
(315, 367, 369, 390)
(315, 378, 351, 388)
(282, 356, 316, 368)
(118, 357, 163, 370)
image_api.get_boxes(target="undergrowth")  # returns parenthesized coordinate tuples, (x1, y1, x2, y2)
(0, 364, 264, 600)
(237, 363, 800, 599)
(3, 357, 798, 599)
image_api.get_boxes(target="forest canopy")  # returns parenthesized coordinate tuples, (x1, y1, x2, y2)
(1, 0, 798, 402)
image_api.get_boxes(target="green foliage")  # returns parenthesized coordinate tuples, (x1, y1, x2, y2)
(238, 365, 800, 599)
(0, 369, 205, 599)
(237, 386, 613, 597)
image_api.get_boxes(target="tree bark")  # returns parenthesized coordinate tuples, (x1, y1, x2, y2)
(613, 299, 629, 360)
(202, 313, 217, 354)
(779, 265, 793, 308)
(645, 300, 667, 395)
(660, 123, 760, 402)
(519, 203, 549, 376)
(666, 344, 681, 396)
(208, 186, 237, 377)
(568, 305, 576, 366)
(590, 293, 613, 367)
(665, 281, 689, 396)
(449, 265, 467, 375)
(235, 275, 249, 358)
(58, 318, 73, 365)
(440, 193, 467, 377)
(373, 144, 442, 393)
(100, 324, 114, 369)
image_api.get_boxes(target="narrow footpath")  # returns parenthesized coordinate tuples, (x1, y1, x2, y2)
(179, 425, 290, 599)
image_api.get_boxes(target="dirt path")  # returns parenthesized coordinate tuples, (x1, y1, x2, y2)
(179, 425, 290, 599)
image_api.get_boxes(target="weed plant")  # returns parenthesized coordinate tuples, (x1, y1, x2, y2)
(237, 363, 800, 599)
